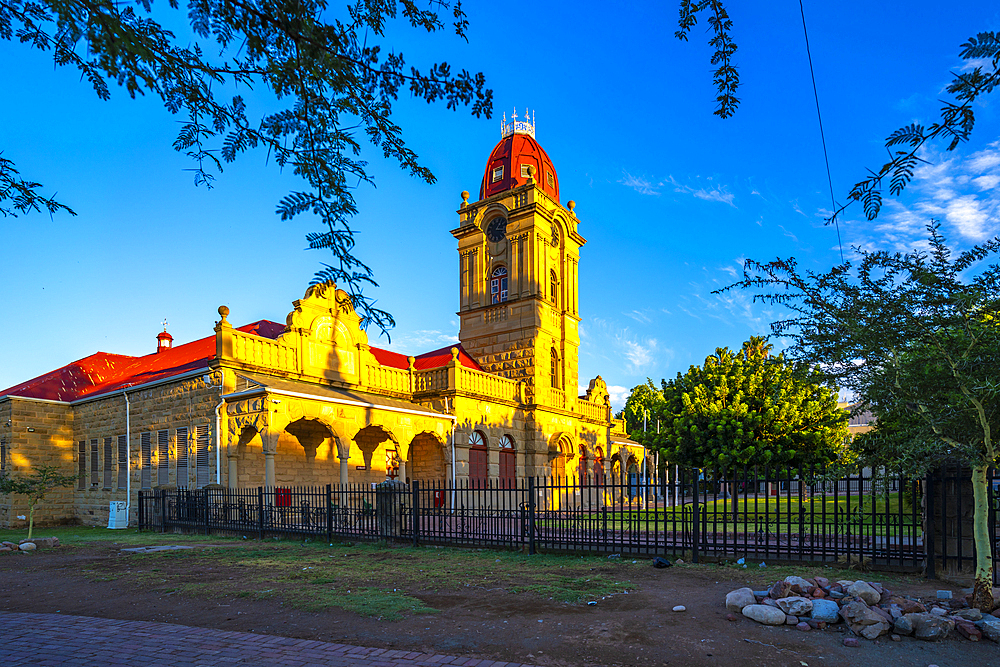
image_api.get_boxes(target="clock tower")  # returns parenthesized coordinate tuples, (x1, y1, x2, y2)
(452, 111, 584, 410)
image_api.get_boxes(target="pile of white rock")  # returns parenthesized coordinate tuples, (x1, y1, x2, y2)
(726, 574, 1000, 644)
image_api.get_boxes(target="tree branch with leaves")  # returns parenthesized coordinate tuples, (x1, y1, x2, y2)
(0, 465, 80, 539)
(0, 0, 492, 337)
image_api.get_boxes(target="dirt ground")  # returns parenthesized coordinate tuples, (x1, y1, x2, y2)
(1, 540, 995, 667)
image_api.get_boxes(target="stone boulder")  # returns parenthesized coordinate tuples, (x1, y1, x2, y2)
(769, 580, 792, 599)
(847, 581, 881, 605)
(784, 576, 816, 595)
(743, 604, 787, 626)
(20, 537, 59, 549)
(725, 588, 757, 613)
(810, 599, 840, 623)
(889, 597, 926, 614)
(18, 543, 37, 552)
(776, 596, 813, 616)
(905, 613, 955, 641)
(814, 576, 830, 589)
(840, 600, 890, 639)
(955, 620, 982, 641)
(954, 608, 983, 622)
(976, 615, 1000, 642)
(893, 615, 914, 636)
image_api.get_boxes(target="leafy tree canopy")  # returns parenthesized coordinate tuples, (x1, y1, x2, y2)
(1, 0, 491, 335)
(648, 336, 848, 471)
(622, 378, 663, 437)
(723, 222, 1000, 609)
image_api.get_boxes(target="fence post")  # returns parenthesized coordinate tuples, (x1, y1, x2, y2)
(203, 488, 210, 535)
(258, 486, 265, 541)
(528, 477, 536, 555)
(326, 484, 333, 544)
(412, 480, 420, 548)
(925, 471, 936, 579)
(692, 471, 699, 564)
(159, 489, 166, 533)
(138, 490, 144, 531)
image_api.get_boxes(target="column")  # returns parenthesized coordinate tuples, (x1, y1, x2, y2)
(227, 454, 238, 490)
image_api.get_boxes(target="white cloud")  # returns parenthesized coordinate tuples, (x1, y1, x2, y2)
(667, 175, 736, 207)
(619, 170, 661, 196)
(850, 142, 1000, 250)
(382, 329, 459, 355)
(607, 385, 630, 411)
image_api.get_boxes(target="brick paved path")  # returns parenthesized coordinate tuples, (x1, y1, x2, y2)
(0, 612, 532, 667)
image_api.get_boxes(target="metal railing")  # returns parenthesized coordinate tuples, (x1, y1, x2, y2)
(137, 466, 999, 581)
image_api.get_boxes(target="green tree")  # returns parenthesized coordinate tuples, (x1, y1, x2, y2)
(1, 0, 491, 334)
(622, 379, 664, 438)
(649, 336, 848, 472)
(0, 465, 79, 539)
(724, 222, 999, 611)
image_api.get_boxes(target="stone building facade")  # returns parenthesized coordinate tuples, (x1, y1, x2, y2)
(0, 115, 641, 529)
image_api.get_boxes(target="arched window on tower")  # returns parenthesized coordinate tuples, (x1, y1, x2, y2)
(550, 348, 560, 390)
(498, 435, 515, 487)
(469, 431, 488, 486)
(490, 266, 508, 304)
(549, 269, 558, 306)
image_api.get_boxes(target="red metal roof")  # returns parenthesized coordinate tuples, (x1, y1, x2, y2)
(1, 323, 483, 403)
(480, 133, 559, 200)
(369, 344, 482, 372)
(0, 321, 284, 403)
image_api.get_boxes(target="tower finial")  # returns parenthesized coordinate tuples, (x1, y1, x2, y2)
(162, 318, 168, 332)
(500, 106, 536, 139)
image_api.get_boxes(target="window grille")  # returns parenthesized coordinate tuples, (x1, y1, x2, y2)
(550, 348, 560, 389)
(140, 433, 151, 489)
(90, 439, 99, 487)
(0, 438, 6, 474)
(117, 435, 127, 490)
(78, 441, 86, 489)
(492, 165, 504, 183)
(550, 269, 558, 305)
(103, 437, 113, 489)
(546, 171, 554, 187)
(520, 164, 530, 178)
(157, 430, 169, 486)
(176, 427, 189, 488)
(195, 424, 211, 487)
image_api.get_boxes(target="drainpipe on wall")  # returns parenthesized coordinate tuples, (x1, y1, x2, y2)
(124, 391, 131, 525)
(447, 397, 456, 511)
(215, 392, 225, 486)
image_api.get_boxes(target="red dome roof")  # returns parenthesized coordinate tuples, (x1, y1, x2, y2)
(480, 133, 559, 201)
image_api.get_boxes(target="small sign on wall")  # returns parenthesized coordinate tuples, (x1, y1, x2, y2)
(356, 466, 367, 470)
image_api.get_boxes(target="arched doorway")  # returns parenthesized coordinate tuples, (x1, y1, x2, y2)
(353, 424, 398, 485)
(409, 432, 447, 484)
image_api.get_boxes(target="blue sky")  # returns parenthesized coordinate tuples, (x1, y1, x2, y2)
(2, 2, 999, 409)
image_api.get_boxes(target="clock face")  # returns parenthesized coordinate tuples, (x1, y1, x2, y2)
(486, 217, 508, 243)
(550, 223, 560, 247)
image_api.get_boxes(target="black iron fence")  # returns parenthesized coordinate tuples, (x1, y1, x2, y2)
(137, 466, 999, 581)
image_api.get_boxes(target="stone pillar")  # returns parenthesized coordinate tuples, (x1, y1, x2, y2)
(227, 455, 238, 490)
(264, 451, 275, 488)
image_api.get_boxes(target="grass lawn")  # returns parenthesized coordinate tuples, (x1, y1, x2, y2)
(1, 527, 639, 620)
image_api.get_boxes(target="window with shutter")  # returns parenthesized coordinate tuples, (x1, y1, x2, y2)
(157, 430, 169, 486)
(140, 432, 152, 489)
(103, 437, 113, 489)
(0, 439, 5, 474)
(195, 424, 211, 487)
(468, 431, 488, 486)
(90, 439, 99, 487)
(78, 441, 87, 489)
(176, 427, 189, 488)
(117, 435, 128, 490)
(498, 435, 515, 487)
